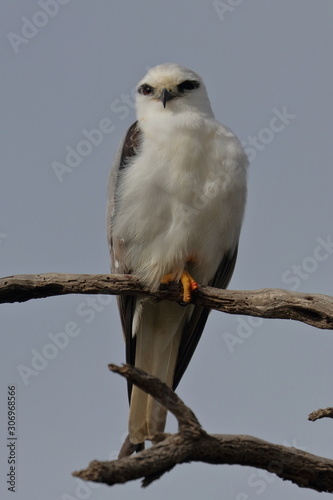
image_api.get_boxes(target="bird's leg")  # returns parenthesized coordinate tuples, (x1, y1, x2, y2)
(161, 270, 198, 303)
(180, 270, 198, 302)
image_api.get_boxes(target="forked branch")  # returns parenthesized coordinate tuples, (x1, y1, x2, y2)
(73, 365, 333, 492)
(2, 272, 333, 491)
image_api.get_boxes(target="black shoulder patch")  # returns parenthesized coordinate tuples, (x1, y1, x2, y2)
(119, 121, 142, 170)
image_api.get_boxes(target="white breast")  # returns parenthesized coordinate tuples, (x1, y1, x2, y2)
(113, 113, 247, 288)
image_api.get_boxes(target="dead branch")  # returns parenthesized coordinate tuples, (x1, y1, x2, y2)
(73, 364, 333, 492)
(2, 272, 333, 490)
(109, 364, 202, 435)
(309, 407, 333, 421)
(1, 273, 333, 329)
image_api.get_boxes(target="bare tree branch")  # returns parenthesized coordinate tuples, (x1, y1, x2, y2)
(1, 273, 333, 329)
(73, 365, 333, 493)
(309, 407, 333, 421)
(2, 272, 333, 489)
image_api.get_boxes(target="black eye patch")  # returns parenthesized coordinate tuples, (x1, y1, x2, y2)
(137, 84, 154, 96)
(177, 80, 200, 92)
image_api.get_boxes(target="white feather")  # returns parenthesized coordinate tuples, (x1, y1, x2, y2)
(109, 63, 248, 444)
(129, 301, 190, 443)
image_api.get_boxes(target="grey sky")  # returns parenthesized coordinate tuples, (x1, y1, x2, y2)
(1, 1, 333, 499)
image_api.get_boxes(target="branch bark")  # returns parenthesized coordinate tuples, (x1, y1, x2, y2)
(73, 365, 333, 493)
(309, 407, 333, 421)
(1, 273, 333, 329)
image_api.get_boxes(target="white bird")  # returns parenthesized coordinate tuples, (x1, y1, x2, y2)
(107, 63, 248, 456)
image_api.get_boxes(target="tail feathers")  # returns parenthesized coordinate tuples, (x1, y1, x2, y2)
(128, 301, 189, 444)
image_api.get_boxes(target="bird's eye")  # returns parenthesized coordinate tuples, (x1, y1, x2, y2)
(177, 80, 200, 92)
(138, 84, 154, 96)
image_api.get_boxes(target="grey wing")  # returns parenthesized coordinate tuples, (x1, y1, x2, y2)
(173, 246, 238, 389)
(107, 120, 141, 250)
(107, 121, 142, 400)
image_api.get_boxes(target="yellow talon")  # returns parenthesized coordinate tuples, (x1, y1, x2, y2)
(180, 270, 198, 303)
(161, 270, 198, 303)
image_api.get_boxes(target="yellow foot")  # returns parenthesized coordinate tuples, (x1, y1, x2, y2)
(161, 270, 198, 303)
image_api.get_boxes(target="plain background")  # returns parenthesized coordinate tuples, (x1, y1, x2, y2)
(1, 1, 333, 499)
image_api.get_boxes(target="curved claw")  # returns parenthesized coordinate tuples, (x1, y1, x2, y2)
(180, 270, 198, 303)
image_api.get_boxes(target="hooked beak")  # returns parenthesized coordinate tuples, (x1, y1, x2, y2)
(159, 88, 175, 108)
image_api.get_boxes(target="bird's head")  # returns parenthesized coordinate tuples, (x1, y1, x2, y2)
(135, 63, 214, 120)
